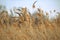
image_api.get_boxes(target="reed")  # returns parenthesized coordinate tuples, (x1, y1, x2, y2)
(0, 7, 60, 40)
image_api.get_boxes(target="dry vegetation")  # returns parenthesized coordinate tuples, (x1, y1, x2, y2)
(0, 7, 60, 40)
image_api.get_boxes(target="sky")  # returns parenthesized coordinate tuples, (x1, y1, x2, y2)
(0, 0, 60, 18)
(0, 0, 60, 11)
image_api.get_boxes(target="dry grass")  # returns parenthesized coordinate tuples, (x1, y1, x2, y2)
(0, 7, 60, 40)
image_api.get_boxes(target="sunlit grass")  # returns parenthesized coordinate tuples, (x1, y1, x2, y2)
(0, 6, 60, 40)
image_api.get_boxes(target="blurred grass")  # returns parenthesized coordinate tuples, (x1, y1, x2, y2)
(0, 7, 60, 40)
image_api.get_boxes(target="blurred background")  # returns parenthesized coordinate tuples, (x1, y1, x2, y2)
(0, 0, 60, 18)
(0, 0, 60, 12)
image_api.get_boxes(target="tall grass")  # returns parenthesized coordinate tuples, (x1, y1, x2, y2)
(0, 7, 60, 40)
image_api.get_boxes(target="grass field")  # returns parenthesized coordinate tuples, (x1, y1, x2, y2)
(0, 7, 60, 40)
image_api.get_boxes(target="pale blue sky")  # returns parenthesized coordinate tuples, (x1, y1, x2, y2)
(0, 0, 60, 12)
(0, 0, 60, 19)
